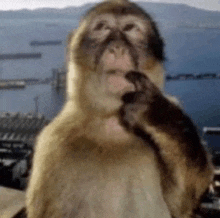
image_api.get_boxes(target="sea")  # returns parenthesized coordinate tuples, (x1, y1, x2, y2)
(0, 18, 220, 152)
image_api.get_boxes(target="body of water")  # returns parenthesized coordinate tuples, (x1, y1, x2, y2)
(0, 18, 220, 151)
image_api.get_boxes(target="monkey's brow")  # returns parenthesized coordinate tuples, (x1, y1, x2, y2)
(91, 15, 147, 30)
(90, 15, 116, 26)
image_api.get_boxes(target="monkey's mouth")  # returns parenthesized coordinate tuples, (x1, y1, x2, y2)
(104, 70, 135, 95)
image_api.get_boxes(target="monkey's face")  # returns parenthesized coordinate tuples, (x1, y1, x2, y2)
(86, 14, 147, 68)
(86, 14, 151, 95)
(70, 2, 164, 112)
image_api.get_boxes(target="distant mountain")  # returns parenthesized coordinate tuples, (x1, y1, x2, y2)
(0, 2, 220, 27)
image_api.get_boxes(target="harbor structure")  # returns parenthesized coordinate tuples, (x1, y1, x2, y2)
(0, 112, 49, 190)
(0, 80, 26, 89)
(30, 40, 62, 46)
(52, 67, 66, 89)
(0, 53, 42, 60)
(166, 73, 220, 81)
(0, 112, 48, 147)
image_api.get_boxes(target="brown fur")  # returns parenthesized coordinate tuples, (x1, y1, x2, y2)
(26, 1, 213, 218)
(119, 71, 213, 218)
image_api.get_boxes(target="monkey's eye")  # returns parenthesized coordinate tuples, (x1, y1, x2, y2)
(94, 22, 109, 31)
(123, 24, 135, 31)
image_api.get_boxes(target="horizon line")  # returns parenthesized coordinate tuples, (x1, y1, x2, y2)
(0, 1, 220, 13)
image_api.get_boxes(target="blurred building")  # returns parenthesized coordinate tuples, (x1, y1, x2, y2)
(0, 112, 49, 190)
(52, 67, 66, 89)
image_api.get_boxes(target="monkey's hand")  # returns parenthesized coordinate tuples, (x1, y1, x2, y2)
(120, 71, 162, 131)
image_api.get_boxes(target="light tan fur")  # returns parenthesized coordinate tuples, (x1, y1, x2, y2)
(26, 0, 213, 218)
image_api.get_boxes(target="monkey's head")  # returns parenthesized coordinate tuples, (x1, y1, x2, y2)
(67, 0, 165, 114)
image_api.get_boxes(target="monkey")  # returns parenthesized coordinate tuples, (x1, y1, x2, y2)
(26, 0, 214, 217)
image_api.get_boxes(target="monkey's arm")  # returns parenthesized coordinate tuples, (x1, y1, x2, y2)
(120, 71, 210, 170)
(120, 71, 213, 218)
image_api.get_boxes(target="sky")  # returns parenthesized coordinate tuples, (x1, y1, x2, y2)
(0, 0, 220, 11)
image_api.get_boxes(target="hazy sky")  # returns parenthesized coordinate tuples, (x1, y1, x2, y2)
(1, 0, 220, 11)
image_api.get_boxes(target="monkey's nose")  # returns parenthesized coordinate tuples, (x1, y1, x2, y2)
(109, 45, 126, 57)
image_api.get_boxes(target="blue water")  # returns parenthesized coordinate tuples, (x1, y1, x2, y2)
(0, 84, 65, 118)
(0, 18, 220, 151)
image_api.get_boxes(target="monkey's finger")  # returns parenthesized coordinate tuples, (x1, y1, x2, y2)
(125, 71, 148, 91)
(121, 91, 146, 104)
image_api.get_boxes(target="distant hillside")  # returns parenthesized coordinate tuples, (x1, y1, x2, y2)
(0, 2, 220, 27)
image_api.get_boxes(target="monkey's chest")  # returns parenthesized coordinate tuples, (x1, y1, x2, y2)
(65, 155, 171, 218)
(86, 116, 135, 147)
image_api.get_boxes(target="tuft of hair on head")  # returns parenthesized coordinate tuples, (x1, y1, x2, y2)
(104, 0, 129, 3)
